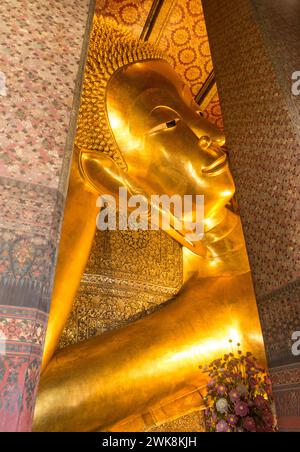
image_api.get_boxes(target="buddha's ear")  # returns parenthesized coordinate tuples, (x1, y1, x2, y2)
(79, 150, 141, 197)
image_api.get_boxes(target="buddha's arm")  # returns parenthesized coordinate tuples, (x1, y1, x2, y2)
(33, 271, 265, 432)
(41, 158, 99, 372)
(42, 148, 152, 371)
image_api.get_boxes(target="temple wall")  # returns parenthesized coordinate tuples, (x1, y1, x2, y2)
(0, 0, 95, 431)
(202, 0, 300, 431)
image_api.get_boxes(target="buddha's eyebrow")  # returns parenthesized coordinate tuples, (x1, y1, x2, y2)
(150, 106, 181, 117)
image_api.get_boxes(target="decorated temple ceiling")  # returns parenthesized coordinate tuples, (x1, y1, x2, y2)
(95, 0, 224, 129)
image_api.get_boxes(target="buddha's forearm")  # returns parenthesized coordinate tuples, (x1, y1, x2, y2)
(33, 272, 265, 432)
(41, 165, 99, 372)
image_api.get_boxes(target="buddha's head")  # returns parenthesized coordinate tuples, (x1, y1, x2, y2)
(76, 16, 235, 252)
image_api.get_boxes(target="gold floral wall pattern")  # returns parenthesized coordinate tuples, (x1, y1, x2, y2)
(153, 0, 224, 129)
(59, 230, 183, 348)
(156, 0, 213, 96)
(95, 0, 153, 37)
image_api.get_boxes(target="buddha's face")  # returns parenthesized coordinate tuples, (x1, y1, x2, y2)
(81, 60, 235, 247)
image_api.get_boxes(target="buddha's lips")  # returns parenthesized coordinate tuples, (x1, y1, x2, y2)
(202, 154, 228, 174)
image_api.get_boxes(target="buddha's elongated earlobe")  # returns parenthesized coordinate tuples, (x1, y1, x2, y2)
(79, 149, 144, 199)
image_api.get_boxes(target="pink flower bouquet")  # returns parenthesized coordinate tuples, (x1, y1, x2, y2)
(202, 344, 277, 432)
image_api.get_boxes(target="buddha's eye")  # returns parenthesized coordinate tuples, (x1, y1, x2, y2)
(147, 118, 180, 135)
(166, 119, 177, 129)
(198, 111, 205, 118)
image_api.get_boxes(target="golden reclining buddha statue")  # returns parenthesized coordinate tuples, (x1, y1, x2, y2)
(33, 16, 265, 432)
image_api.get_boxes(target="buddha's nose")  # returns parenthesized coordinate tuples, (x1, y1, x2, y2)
(198, 133, 226, 150)
(208, 127, 226, 147)
(198, 136, 227, 172)
(214, 134, 226, 147)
